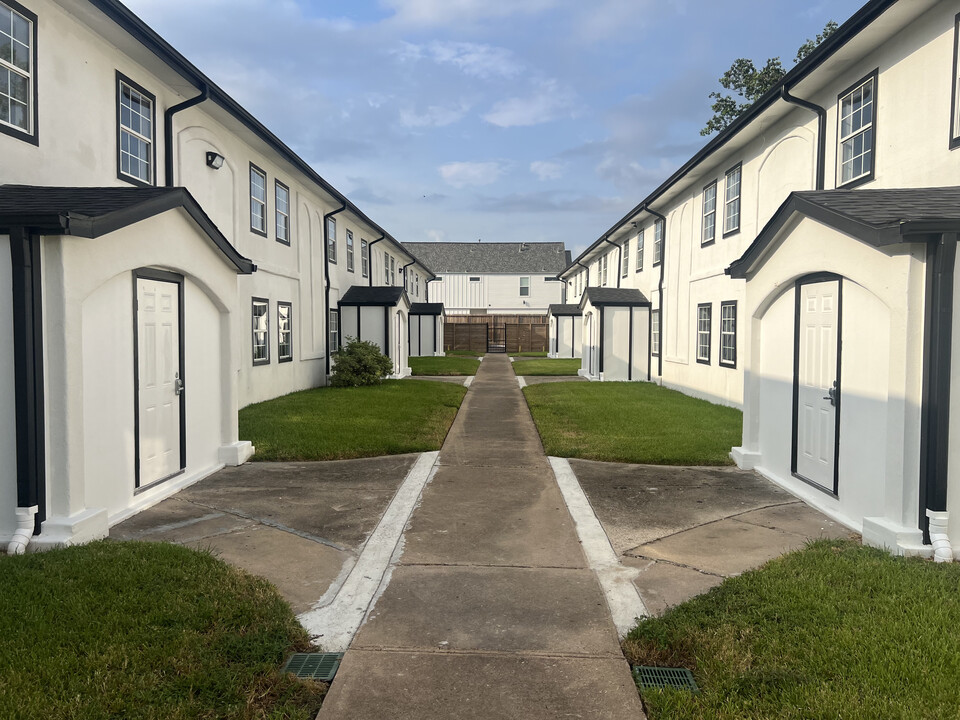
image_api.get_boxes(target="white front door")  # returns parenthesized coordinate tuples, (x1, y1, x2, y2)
(794, 278, 840, 492)
(137, 276, 183, 487)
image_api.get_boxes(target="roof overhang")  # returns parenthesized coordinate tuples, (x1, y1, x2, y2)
(339, 286, 408, 307)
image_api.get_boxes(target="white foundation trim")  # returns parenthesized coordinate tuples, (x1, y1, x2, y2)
(730, 446, 760, 470)
(32, 507, 109, 549)
(220, 441, 255, 466)
(862, 516, 929, 558)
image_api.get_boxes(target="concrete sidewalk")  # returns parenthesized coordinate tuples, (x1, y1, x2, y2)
(318, 354, 645, 719)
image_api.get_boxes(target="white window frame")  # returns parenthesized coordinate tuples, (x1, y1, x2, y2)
(723, 164, 741, 236)
(600, 254, 608, 287)
(277, 302, 292, 362)
(519, 276, 530, 297)
(0, 0, 36, 142)
(275, 180, 290, 244)
(384, 252, 391, 284)
(117, 74, 155, 186)
(415, 272, 419, 296)
(651, 310, 660, 357)
(326, 216, 337, 263)
(702, 181, 717, 245)
(838, 72, 876, 187)
(720, 301, 737, 368)
(390, 255, 397, 285)
(346, 229, 355, 272)
(636, 229, 644, 272)
(361, 239, 369, 277)
(696, 303, 712, 365)
(621, 241, 629, 278)
(250, 164, 267, 236)
(329, 309, 339, 354)
(653, 219, 663, 266)
(252, 298, 269, 365)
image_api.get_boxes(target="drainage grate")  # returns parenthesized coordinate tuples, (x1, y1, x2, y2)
(633, 666, 699, 693)
(283, 653, 344, 682)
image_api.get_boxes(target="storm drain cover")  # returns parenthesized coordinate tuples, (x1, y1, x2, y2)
(633, 666, 699, 693)
(283, 653, 344, 681)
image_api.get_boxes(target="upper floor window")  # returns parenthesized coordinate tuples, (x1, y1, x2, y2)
(600, 254, 608, 287)
(277, 302, 292, 362)
(275, 181, 290, 244)
(469, 276, 480, 282)
(415, 273, 419, 295)
(384, 252, 391, 284)
(838, 72, 876, 187)
(326, 216, 337, 263)
(0, 1, 36, 144)
(636, 229, 644, 272)
(519, 276, 530, 297)
(346, 230, 355, 272)
(250, 164, 267, 236)
(653, 219, 663, 266)
(702, 181, 717, 245)
(252, 298, 269, 365)
(361, 239, 369, 277)
(696, 303, 712, 365)
(621, 241, 629, 277)
(723, 164, 741, 235)
(117, 74, 155, 186)
(951, 13, 960, 148)
(390, 255, 396, 285)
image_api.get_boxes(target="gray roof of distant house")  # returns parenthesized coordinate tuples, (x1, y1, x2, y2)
(579, 287, 651, 309)
(339, 286, 406, 306)
(548, 304, 582, 316)
(410, 302, 444, 315)
(402, 242, 570, 274)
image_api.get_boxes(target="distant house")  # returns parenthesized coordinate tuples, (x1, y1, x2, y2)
(403, 242, 570, 316)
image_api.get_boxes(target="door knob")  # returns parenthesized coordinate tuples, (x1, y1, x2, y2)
(174, 372, 184, 396)
(823, 380, 837, 406)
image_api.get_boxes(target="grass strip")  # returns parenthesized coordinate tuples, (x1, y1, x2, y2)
(512, 351, 548, 357)
(523, 381, 741, 465)
(512, 358, 581, 376)
(623, 539, 960, 719)
(240, 380, 467, 461)
(410, 356, 480, 376)
(444, 349, 485, 357)
(0, 541, 325, 719)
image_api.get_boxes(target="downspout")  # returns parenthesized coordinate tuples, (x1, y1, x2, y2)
(368, 234, 384, 287)
(401, 260, 415, 293)
(647, 206, 666, 378)
(164, 85, 209, 187)
(323, 204, 347, 375)
(601, 235, 622, 288)
(780, 86, 826, 190)
(576, 260, 590, 289)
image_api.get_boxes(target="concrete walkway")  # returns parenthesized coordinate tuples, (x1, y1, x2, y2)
(318, 354, 644, 719)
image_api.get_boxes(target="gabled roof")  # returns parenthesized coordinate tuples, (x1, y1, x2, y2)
(409, 302, 444, 316)
(339, 285, 407, 306)
(402, 242, 569, 274)
(0, 185, 255, 273)
(579, 287, 650, 310)
(548, 304, 582, 316)
(727, 187, 960, 278)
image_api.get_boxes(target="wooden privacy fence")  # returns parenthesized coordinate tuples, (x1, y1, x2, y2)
(444, 323, 488, 352)
(505, 323, 548, 353)
(443, 322, 549, 353)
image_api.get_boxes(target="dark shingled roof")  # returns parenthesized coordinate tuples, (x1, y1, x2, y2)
(579, 287, 650, 310)
(0, 185, 255, 273)
(728, 187, 960, 278)
(339, 285, 406, 306)
(409, 302, 444, 315)
(548, 304, 582, 316)
(402, 242, 569, 274)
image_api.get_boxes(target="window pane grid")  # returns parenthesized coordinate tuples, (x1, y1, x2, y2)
(653, 220, 663, 265)
(702, 183, 717, 244)
(278, 303, 292, 361)
(329, 310, 339, 353)
(724, 167, 741, 234)
(636, 230, 644, 271)
(651, 311, 660, 356)
(252, 300, 269, 363)
(120, 82, 153, 183)
(697, 304, 711, 363)
(361, 240, 369, 277)
(720, 302, 736, 366)
(621, 242, 629, 277)
(519, 276, 530, 296)
(346, 230, 355, 272)
(326, 218, 337, 262)
(0, 3, 30, 133)
(275, 183, 290, 242)
(250, 167, 266, 233)
(839, 78, 874, 184)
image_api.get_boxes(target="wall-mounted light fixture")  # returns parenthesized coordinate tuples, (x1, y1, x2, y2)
(206, 151, 225, 170)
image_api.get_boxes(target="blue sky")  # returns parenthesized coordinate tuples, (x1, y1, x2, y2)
(124, 0, 866, 256)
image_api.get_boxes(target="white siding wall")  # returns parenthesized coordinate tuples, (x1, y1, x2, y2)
(431, 273, 563, 314)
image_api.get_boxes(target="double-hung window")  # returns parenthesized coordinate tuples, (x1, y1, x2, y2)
(951, 14, 960, 148)
(117, 74, 155, 186)
(390, 256, 396, 285)
(0, 1, 36, 142)
(696, 303, 712, 365)
(252, 298, 269, 365)
(277, 302, 292, 362)
(723, 164, 741, 235)
(720, 301, 737, 368)
(600, 254, 608, 287)
(651, 310, 660, 357)
(653, 219, 663, 266)
(346, 230, 355, 272)
(621, 241, 629, 277)
(250, 164, 267, 235)
(326, 216, 337, 263)
(838, 73, 876, 186)
(702, 181, 717, 245)
(361, 239, 369, 277)
(636, 229, 644, 272)
(519, 276, 530, 297)
(415, 273, 419, 296)
(275, 181, 290, 244)
(384, 253, 391, 284)
(329, 309, 339, 353)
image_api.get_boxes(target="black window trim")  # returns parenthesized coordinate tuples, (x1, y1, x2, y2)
(701, 179, 718, 246)
(116, 70, 157, 188)
(274, 179, 290, 245)
(951, 13, 960, 150)
(328, 308, 340, 353)
(635, 228, 644, 272)
(251, 296, 270, 366)
(346, 229, 355, 273)
(360, 238, 369, 278)
(652, 218, 664, 267)
(0, 0, 38, 145)
(277, 301, 293, 363)
(326, 215, 338, 264)
(722, 163, 742, 238)
(696, 302, 712, 365)
(651, 309, 660, 357)
(249, 162, 268, 237)
(836, 68, 878, 189)
(719, 299, 737, 369)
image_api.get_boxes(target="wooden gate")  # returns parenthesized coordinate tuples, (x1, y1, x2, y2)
(505, 324, 548, 353)
(443, 323, 488, 353)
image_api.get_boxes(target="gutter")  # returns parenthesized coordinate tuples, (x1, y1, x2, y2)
(576, 260, 590, 289)
(164, 85, 209, 187)
(367, 235, 384, 287)
(601, 236, 622, 288)
(323, 204, 347, 375)
(779, 86, 826, 190)
(400, 260, 416, 293)
(647, 207, 666, 378)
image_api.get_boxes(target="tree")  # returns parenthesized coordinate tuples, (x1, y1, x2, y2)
(701, 21, 839, 136)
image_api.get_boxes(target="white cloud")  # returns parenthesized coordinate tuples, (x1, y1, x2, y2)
(400, 102, 470, 128)
(427, 229, 447, 242)
(438, 161, 506, 188)
(382, 0, 557, 27)
(394, 41, 522, 79)
(483, 79, 576, 127)
(530, 160, 564, 181)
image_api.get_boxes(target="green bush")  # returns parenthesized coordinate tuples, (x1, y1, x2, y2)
(331, 337, 393, 387)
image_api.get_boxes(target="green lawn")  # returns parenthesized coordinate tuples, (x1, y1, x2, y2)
(512, 351, 548, 357)
(513, 358, 582, 376)
(444, 349, 485, 357)
(523, 382, 741, 465)
(240, 380, 467, 461)
(624, 539, 960, 719)
(0, 541, 325, 720)
(410, 356, 480, 376)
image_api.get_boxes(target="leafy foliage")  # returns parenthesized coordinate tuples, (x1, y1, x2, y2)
(330, 337, 394, 387)
(701, 21, 838, 136)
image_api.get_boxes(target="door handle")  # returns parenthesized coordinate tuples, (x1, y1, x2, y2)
(823, 380, 837, 407)
(174, 372, 184, 396)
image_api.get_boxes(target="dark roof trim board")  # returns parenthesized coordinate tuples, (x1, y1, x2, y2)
(0, 185, 255, 274)
(409, 302, 445, 315)
(579, 287, 651, 310)
(727, 188, 960, 278)
(561, 0, 899, 277)
(548, 304, 583, 316)
(87, 0, 435, 279)
(339, 286, 408, 306)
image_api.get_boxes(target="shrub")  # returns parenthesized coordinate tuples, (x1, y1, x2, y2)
(330, 337, 394, 387)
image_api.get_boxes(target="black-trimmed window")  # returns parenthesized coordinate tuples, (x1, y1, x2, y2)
(278, 302, 292, 362)
(275, 180, 290, 244)
(415, 272, 419, 296)
(117, 73, 155, 186)
(621, 241, 629, 277)
(250, 164, 267, 236)
(838, 72, 876, 187)
(696, 303, 712, 365)
(252, 298, 269, 365)
(361, 239, 369, 277)
(390, 255, 396, 285)
(326, 216, 337, 263)
(702, 181, 717, 245)
(651, 310, 660, 357)
(346, 229, 355, 272)
(951, 13, 960, 148)
(720, 300, 737, 368)
(723, 165, 741, 236)
(0, 1, 37, 144)
(600, 254, 608, 286)
(653, 219, 663, 266)
(383, 252, 391, 284)
(636, 229, 644, 272)
(328, 309, 339, 354)
(519, 276, 530, 296)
